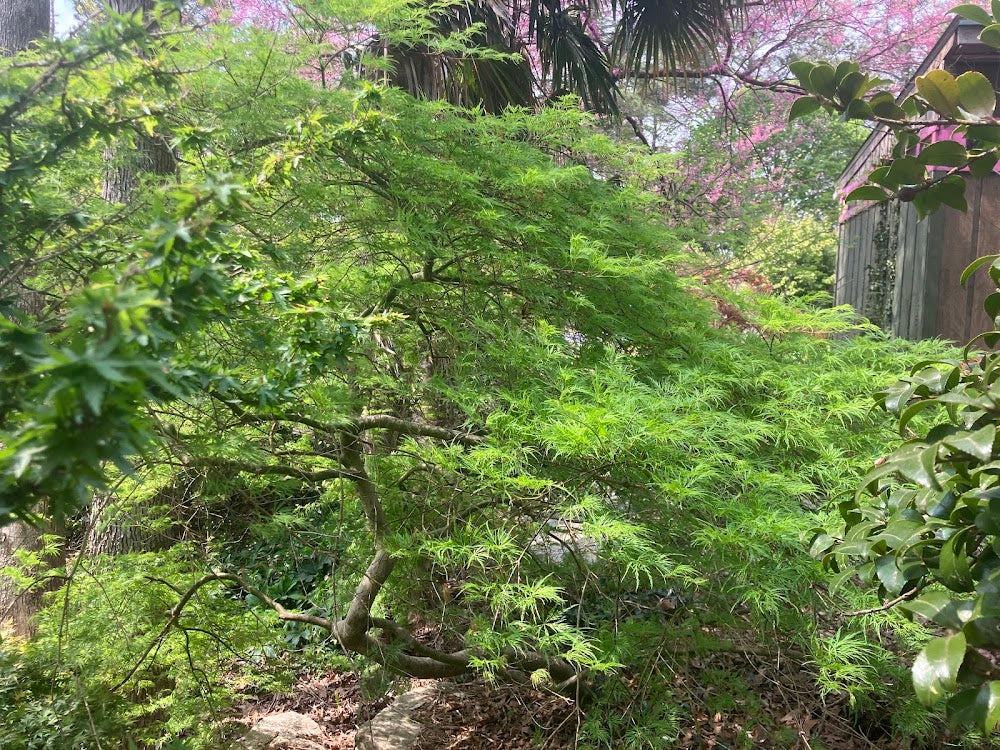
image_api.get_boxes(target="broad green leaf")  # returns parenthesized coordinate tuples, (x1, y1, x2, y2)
(981, 23, 1000, 47)
(932, 175, 969, 212)
(947, 682, 1000, 732)
(951, 3, 994, 25)
(895, 445, 940, 489)
(903, 590, 974, 629)
(788, 96, 821, 121)
(916, 70, 960, 116)
(962, 254, 1000, 285)
(940, 529, 976, 592)
(913, 632, 967, 705)
(788, 60, 815, 85)
(807, 63, 837, 97)
(887, 156, 927, 185)
(918, 140, 969, 168)
(876, 555, 907, 594)
(837, 71, 866, 102)
(943, 424, 997, 462)
(845, 185, 890, 203)
(957, 71, 997, 117)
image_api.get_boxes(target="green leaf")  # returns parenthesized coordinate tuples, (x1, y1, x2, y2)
(969, 151, 1000, 177)
(947, 682, 1000, 732)
(870, 92, 907, 120)
(916, 70, 961, 116)
(788, 96, 821, 121)
(961, 254, 1000, 285)
(809, 532, 836, 558)
(943, 424, 997, 462)
(845, 185, 890, 203)
(896, 445, 940, 489)
(876, 554, 907, 594)
(918, 140, 969, 167)
(932, 175, 969, 212)
(788, 60, 815, 86)
(957, 71, 997, 117)
(951, 3, 994, 25)
(899, 399, 937, 434)
(904, 591, 974, 629)
(807, 64, 837, 97)
(887, 156, 926, 185)
(955, 70, 997, 117)
(981, 23, 1000, 47)
(837, 71, 866, 102)
(913, 632, 967, 705)
(940, 529, 976, 592)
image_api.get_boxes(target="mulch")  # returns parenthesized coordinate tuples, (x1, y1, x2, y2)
(224, 647, 947, 749)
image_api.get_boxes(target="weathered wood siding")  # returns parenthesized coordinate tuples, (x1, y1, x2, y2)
(836, 176, 1000, 343)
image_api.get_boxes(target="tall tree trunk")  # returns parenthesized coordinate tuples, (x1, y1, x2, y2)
(85, 492, 176, 556)
(0, 0, 50, 54)
(0, 522, 40, 637)
(90, 0, 180, 557)
(0, 0, 55, 641)
(100, 0, 177, 205)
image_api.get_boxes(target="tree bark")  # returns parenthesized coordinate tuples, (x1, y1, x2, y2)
(0, 521, 40, 637)
(0, 0, 54, 641)
(85, 492, 176, 556)
(100, 0, 177, 205)
(0, 0, 50, 54)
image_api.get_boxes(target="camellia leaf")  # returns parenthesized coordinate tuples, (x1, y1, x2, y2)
(981, 23, 1000, 47)
(875, 554, 907, 594)
(845, 185, 890, 203)
(947, 682, 1000, 732)
(807, 63, 837, 97)
(932, 175, 968, 212)
(788, 60, 815, 86)
(950, 3, 994, 26)
(918, 140, 969, 168)
(788, 96, 821, 121)
(915, 70, 960, 116)
(913, 632, 967, 705)
(943, 424, 997, 462)
(887, 156, 927, 185)
(961, 254, 1000, 286)
(903, 590, 975, 629)
(957, 71, 997, 118)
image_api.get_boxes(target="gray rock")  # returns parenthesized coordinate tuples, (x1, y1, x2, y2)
(354, 685, 439, 750)
(243, 711, 326, 750)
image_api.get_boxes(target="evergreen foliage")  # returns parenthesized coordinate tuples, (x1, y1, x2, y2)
(0, 5, 980, 748)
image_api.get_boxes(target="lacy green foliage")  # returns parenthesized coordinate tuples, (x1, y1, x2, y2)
(0, 15, 969, 747)
(2, 548, 277, 749)
(739, 214, 836, 299)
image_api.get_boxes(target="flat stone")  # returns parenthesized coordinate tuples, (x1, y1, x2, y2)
(244, 711, 326, 750)
(355, 685, 439, 750)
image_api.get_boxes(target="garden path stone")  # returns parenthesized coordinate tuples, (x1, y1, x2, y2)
(354, 684, 439, 750)
(242, 711, 327, 750)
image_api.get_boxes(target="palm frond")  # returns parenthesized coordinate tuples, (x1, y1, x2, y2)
(533, 1, 620, 114)
(610, 0, 742, 78)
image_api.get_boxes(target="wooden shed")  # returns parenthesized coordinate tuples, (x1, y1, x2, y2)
(835, 19, 1000, 342)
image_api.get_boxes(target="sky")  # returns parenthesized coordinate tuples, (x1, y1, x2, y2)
(54, 0, 76, 36)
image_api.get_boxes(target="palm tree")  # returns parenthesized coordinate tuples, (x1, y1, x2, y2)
(379, 0, 743, 114)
